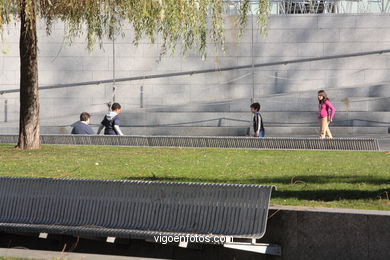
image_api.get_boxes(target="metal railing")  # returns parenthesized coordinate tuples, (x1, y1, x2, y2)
(1, 49, 390, 95)
(225, 0, 390, 14)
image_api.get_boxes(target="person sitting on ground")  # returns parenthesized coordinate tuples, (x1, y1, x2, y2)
(97, 102, 124, 136)
(250, 102, 265, 137)
(71, 112, 95, 135)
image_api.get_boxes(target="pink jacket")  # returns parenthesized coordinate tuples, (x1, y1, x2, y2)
(318, 100, 336, 120)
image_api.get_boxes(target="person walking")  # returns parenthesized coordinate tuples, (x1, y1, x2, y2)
(317, 90, 336, 139)
(250, 102, 265, 137)
(97, 103, 124, 136)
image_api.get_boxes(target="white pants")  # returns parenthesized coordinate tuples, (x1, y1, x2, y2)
(320, 117, 332, 138)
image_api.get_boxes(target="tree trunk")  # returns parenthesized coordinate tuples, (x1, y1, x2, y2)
(17, 0, 40, 149)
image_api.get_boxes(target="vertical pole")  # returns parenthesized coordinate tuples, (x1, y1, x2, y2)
(112, 36, 116, 103)
(251, 13, 255, 104)
(4, 100, 7, 122)
(382, 0, 385, 13)
(140, 85, 144, 108)
(111, 2, 117, 106)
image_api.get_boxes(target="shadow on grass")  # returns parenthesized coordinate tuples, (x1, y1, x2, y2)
(272, 189, 389, 201)
(123, 175, 390, 201)
(123, 175, 390, 185)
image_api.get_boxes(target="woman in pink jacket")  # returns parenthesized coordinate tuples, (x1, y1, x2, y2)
(318, 90, 336, 139)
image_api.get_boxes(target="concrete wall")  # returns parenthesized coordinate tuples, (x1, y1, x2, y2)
(1, 14, 390, 126)
(1, 206, 389, 260)
(258, 206, 390, 260)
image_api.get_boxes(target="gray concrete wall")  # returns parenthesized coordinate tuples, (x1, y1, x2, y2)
(258, 206, 390, 260)
(1, 206, 389, 260)
(1, 14, 390, 129)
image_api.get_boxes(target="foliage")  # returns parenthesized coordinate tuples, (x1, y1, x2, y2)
(0, 0, 269, 59)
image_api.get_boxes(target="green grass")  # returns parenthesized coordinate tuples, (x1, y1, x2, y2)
(0, 255, 72, 260)
(0, 144, 389, 210)
(0, 258, 41, 260)
(0, 258, 70, 260)
(0, 258, 27, 260)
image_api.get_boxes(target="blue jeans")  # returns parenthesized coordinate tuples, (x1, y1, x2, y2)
(259, 130, 265, 137)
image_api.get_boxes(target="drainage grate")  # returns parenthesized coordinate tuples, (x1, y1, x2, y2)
(0, 135, 380, 151)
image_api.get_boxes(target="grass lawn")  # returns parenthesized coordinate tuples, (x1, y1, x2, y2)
(0, 258, 40, 260)
(0, 144, 389, 210)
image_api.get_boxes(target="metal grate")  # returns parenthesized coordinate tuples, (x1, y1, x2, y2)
(226, 0, 390, 15)
(0, 177, 274, 240)
(0, 135, 380, 151)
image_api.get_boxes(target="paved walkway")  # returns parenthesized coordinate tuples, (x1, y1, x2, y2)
(0, 248, 171, 260)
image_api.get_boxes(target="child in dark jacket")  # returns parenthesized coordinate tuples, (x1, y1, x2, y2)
(97, 103, 124, 135)
(250, 102, 265, 137)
